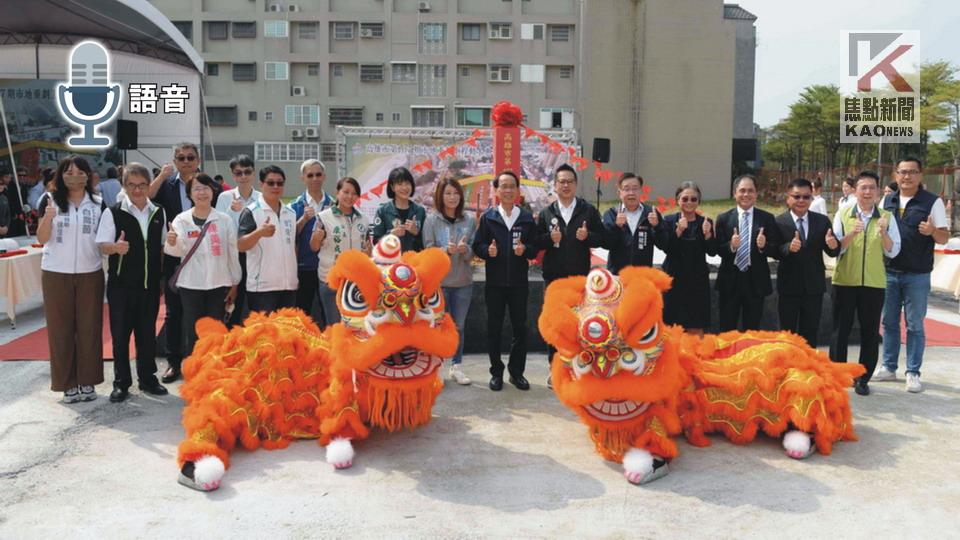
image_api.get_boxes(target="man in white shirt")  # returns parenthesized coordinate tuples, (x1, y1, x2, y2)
(215, 154, 262, 326)
(810, 178, 827, 215)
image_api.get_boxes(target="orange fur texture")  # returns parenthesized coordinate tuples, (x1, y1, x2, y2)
(539, 267, 865, 464)
(177, 245, 458, 470)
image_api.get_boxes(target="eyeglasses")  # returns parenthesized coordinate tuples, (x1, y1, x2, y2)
(232, 168, 254, 177)
(896, 169, 920, 175)
(126, 183, 149, 191)
(264, 180, 285, 187)
(176, 155, 197, 162)
(191, 185, 211, 193)
(680, 196, 699, 203)
(620, 187, 641, 193)
(556, 180, 576, 186)
(305, 172, 324, 179)
(790, 194, 812, 200)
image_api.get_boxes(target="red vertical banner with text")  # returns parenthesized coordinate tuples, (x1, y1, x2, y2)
(491, 126, 521, 207)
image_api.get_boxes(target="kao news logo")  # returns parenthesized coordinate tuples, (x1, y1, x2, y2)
(57, 40, 190, 150)
(842, 31, 920, 143)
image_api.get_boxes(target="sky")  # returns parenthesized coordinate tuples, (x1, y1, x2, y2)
(735, 0, 960, 133)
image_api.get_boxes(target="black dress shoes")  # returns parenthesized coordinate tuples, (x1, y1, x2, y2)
(139, 380, 169, 396)
(161, 366, 181, 384)
(854, 380, 870, 396)
(109, 387, 129, 403)
(489, 376, 503, 391)
(508, 375, 530, 391)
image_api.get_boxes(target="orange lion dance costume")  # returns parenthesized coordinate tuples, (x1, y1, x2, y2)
(538, 266, 865, 485)
(175, 235, 457, 490)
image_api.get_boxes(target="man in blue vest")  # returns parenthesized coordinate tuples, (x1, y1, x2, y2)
(876, 157, 950, 393)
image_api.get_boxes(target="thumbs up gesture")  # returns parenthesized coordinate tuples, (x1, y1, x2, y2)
(615, 206, 627, 227)
(488, 238, 498, 258)
(576, 220, 589, 241)
(230, 191, 244, 212)
(311, 219, 325, 244)
(825, 228, 839, 250)
(42, 197, 57, 222)
(702, 218, 713, 239)
(513, 236, 525, 256)
(260, 215, 277, 237)
(789, 231, 801, 253)
(114, 230, 130, 255)
(550, 223, 562, 245)
(876, 215, 889, 238)
(166, 222, 177, 247)
(852, 215, 865, 235)
(756, 226, 766, 249)
(730, 227, 741, 251)
(457, 235, 467, 254)
(918, 214, 935, 236)
(647, 211, 659, 226)
(676, 216, 688, 237)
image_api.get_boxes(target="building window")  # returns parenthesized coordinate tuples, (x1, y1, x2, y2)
(307, 63, 320, 76)
(320, 142, 337, 163)
(173, 21, 193, 41)
(540, 107, 574, 129)
(265, 62, 289, 80)
(332, 65, 344, 77)
(376, 112, 384, 121)
(461, 24, 481, 42)
(206, 63, 219, 76)
(334, 22, 355, 40)
(264, 20, 289, 38)
(264, 111, 274, 121)
(392, 112, 401, 123)
(233, 63, 257, 81)
(359, 22, 384, 38)
(249, 111, 258, 121)
(232, 22, 256, 38)
(412, 108, 444, 127)
(419, 23, 446, 54)
(418, 64, 446, 97)
(207, 21, 228, 40)
(559, 65, 573, 79)
(299, 22, 319, 39)
(206, 106, 237, 126)
(285, 105, 320, 125)
(329, 108, 364, 127)
(391, 63, 416, 83)
(488, 64, 511, 83)
(456, 107, 490, 127)
(460, 66, 470, 77)
(521, 23, 544, 40)
(520, 64, 545, 83)
(360, 64, 384, 82)
(551, 25, 571, 42)
(256, 142, 320, 162)
(489, 22, 511, 39)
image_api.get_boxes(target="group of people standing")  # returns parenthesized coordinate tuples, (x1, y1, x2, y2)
(35, 144, 948, 404)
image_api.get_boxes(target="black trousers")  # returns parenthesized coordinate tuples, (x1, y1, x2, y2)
(179, 286, 229, 359)
(718, 271, 765, 332)
(485, 285, 528, 379)
(225, 255, 248, 328)
(779, 293, 823, 348)
(295, 269, 325, 326)
(829, 285, 885, 383)
(248, 289, 297, 314)
(107, 285, 161, 389)
(160, 255, 184, 369)
(544, 278, 559, 365)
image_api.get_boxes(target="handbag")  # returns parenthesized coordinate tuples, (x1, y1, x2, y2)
(168, 220, 212, 294)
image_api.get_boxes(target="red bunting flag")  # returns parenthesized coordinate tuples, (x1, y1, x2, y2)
(640, 194, 649, 202)
(471, 128, 487, 138)
(642, 185, 652, 195)
(524, 126, 538, 139)
(668, 197, 676, 207)
(464, 137, 478, 147)
(566, 146, 577, 155)
(657, 196, 665, 205)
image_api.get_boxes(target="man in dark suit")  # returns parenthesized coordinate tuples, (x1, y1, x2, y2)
(149, 142, 199, 382)
(773, 178, 840, 347)
(713, 174, 782, 331)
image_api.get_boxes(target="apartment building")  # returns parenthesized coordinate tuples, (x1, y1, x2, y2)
(150, 0, 755, 199)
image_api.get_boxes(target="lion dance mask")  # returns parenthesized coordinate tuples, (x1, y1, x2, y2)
(538, 267, 865, 485)
(175, 235, 457, 491)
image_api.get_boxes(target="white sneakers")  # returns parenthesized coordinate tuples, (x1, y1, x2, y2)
(79, 385, 97, 401)
(905, 373, 923, 393)
(449, 366, 471, 385)
(62, 387, 81, 403)
(62, 385, 97, 403)
(873, 366, 896, 382)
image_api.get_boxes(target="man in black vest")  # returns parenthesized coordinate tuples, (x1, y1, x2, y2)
(601, 172, 667, 273)
(536, 164, 604, 388)
(714, 174, 782, 331)
(877, 157, 950, 393)
(149, 142, 199, 382)
(96, 163, 169, 402)
(773, 178, 840, 347)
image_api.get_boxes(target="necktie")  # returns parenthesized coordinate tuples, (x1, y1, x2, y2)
(735, 211, 750, 271)
(798, 217, 806, 242)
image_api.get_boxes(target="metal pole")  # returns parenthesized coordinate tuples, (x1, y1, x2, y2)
(0, 96, 26, 211)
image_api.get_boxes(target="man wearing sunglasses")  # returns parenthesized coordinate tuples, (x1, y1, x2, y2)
(149, 142, 199, 383)
(289, 159, 334, 326)
(773, 178, 840, 348)
(214, 154, 263, 327)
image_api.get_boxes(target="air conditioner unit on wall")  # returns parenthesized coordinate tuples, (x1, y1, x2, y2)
(268, 4, 282, 12)
(291, 129, 304, 138)
(359, 28, 374, 38)
(418, 1, 430, 12)
(305, 127, 319, 138)
(292, 86, 306, 96)
(288, 4, 299, 11)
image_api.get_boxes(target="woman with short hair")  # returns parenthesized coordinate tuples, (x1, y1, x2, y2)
(372, 167, 426, 252)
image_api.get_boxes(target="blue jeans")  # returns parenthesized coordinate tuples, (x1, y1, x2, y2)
(882, 270, 930, 375)
(443, 285, 473, 365)
(318, 283, 340, 327)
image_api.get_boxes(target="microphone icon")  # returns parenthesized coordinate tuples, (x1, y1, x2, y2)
(56, 40, 122, 148)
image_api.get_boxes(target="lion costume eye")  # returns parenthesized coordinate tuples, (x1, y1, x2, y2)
(420, 291, 442, 310)
(341, 281, 367, 312)
(638, 323, 659, 345)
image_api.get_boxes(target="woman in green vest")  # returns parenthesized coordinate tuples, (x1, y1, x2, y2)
(828, 170, 901, 396)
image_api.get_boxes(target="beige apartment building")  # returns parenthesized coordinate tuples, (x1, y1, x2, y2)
(149, 0, 755, 199)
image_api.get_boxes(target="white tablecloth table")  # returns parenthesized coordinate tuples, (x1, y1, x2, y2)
(0, 246, 43, 326)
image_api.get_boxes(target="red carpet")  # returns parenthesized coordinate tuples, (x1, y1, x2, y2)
(0, 303, 166, 361)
